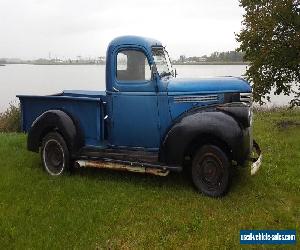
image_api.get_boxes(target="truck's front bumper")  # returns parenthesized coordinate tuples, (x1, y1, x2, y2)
(250, 140, 262, 175)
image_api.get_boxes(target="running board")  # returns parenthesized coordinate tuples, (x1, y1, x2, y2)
(74, 158, 182, 177)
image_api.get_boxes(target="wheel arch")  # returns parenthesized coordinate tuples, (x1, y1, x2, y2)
(27, 110, 84, 155)
(159, 110, 243, 166)
(183, 133, 232, 162)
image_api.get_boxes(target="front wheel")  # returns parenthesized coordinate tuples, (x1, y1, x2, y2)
(191, 145, 231, 197)
(41, 132, 70, 176)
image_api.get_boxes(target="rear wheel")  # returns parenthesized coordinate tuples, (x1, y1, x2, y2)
(191, 145, 230, 197)
(41, 132, 70, 176)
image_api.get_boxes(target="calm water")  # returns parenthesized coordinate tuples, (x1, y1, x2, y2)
(0, 64, 293, 112)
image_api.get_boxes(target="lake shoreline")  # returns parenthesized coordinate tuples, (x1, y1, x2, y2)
(3, 62, 248, 66)
(173, 62, 248, 65)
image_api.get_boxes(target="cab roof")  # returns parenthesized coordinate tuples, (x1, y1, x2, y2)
(108, 35, 162, 51)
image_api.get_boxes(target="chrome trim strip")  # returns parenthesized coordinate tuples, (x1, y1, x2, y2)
(240, 93, 252, 103)
(174, 95, 218, 103)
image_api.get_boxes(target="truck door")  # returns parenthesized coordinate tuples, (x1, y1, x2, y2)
(110, 48, 160, 149)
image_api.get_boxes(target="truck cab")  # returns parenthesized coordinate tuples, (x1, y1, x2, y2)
(18, 35, 262, 197)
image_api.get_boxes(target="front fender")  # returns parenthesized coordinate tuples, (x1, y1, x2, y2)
(27, 110, 84, 155)
(160, 108, 250, 165)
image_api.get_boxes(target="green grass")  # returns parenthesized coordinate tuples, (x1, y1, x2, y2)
(0, 110, 299, 249)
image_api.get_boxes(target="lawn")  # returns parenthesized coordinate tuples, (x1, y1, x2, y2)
(0, 110, 299, 249)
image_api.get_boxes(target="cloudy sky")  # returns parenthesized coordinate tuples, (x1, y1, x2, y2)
(0, 0, 244, 59)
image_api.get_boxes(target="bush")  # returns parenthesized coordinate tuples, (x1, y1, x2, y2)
(0, 103, 21, 132)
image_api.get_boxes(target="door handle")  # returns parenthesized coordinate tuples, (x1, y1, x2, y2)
(113, 87, 119, 92)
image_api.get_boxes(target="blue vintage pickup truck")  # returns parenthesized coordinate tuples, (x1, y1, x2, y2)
(18, 36, 261, 197)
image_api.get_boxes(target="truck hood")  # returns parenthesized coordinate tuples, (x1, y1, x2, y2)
(167, 77, 251, 94)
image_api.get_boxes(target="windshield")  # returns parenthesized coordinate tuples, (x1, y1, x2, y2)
(152, 47, 173, 77)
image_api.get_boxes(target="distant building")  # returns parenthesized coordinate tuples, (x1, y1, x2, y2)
(96, 56, 106, 64)
(179, 55, 186, 63)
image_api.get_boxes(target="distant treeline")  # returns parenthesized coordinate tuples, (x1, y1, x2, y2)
(206, 51, 245, 62)
(174, 51, 246, 64)
(0, 57, 106, 65)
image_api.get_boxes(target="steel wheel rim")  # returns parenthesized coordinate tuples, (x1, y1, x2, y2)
(43, 139, 65, 175)
(197, 153, 224, 190)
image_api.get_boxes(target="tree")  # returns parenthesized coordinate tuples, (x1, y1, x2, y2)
(236, 0, 300, 106)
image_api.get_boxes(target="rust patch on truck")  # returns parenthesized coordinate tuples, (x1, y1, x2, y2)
(75, 160, 170, 176)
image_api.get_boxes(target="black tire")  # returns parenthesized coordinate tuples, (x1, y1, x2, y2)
(41, 132, 70, 176)
(191, 145, 230, 197)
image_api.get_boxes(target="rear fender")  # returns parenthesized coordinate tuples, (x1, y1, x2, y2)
(27, 110, 84, 155)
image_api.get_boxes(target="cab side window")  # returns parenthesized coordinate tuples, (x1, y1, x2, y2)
(117, 50, 151, 81)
